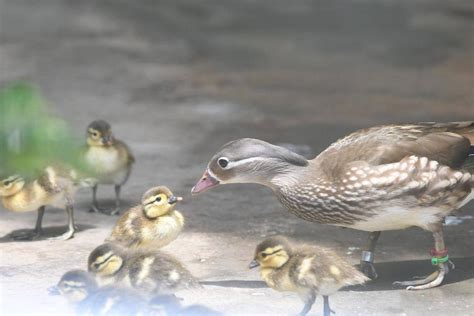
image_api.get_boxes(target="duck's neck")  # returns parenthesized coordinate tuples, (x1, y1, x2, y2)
(268, 160, 323, 191)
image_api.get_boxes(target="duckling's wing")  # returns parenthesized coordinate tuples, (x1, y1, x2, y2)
(317, 122, 473, 176)
(107, 207, 142, 246)
(288, 252, 321, 290)
(115, 139, 135, 165)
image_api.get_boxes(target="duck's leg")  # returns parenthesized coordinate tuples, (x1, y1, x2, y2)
(298, 291, 316, 316)
(360, 231, 381, 279)
(11, 206, 45, 240)
(393, 224, 452, 290)
(49, 204, 75, 240)
(323, 296, 336, 316)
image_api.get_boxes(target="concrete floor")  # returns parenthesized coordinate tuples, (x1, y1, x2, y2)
(1, 0, 473, 315)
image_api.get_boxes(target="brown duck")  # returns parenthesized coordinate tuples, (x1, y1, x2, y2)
(192, 121, 474, 289)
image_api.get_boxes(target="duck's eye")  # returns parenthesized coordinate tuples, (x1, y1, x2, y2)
(218, 157, 229, 168)
(261, 253, 268, 258)
(155, 196, 162, 203)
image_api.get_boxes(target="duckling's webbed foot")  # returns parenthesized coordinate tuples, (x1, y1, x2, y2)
(49, 205, 75, 240)
(88, 185, 120, 215)
(48, 229, 75, 241)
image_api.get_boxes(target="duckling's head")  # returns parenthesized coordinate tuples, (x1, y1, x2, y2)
(249, 236, 292, 269)
(0, 175, 25, 196)
(141, 186, 183, 219)
(86, 120, 114, 147)
(88, 243, 125, 277)
(191, 138, 308, 194)
(49, 270, 97, 303)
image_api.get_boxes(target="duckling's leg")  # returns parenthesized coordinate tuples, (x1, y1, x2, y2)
(298, 291, 316, 316)
(393, 224, 452, 290)
(359, 231, 381, 279)
(89, 184, 112, 214)
(89, 184, 102, 213)
(11, 206, 45, 240)
(49, 205, 75, 240)
(110, 184, 121, 216)
(323, 296, 336, 316)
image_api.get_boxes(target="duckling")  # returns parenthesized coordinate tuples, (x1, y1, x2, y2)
(0, 165, 81, 240)
(49, 269, 150, 316)
(250, 236, 368, 316)
(83, 120, 134, 215)
(107, 186, 184, 249)
(87, 243, 200, 295)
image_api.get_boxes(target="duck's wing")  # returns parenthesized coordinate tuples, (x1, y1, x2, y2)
(316, 122, 473, 178)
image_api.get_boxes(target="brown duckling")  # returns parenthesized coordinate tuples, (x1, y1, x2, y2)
(193, 121, 474, 289)
(83, 120, 134, 215)
(0, 165, 82, 240)
(87, 243, 200, 295)
(107, 186, 184, 249)
(250, 236, 368, 316)
(49, 269, 151, 316)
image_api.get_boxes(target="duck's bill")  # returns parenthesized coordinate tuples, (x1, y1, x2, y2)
(191, 170, 219, 195)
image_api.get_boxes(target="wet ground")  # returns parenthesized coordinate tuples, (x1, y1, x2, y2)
(1, 0, 473, 315)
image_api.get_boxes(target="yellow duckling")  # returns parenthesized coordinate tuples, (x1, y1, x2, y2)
(107, 186, 184, 249)
(87, 243, 200, 295)
(250, 236, 369, 316)
(0, 166, 81, 240)
(83, 120, 134, 215)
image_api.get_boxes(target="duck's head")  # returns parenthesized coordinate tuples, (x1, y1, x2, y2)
(86, 120, 115, 147)
(249, 236, 292, 270)
(49, 270, 97, 303)
(0, 175, 25, 197)
(88, 243, 125, 277)
(141, 186, 183, 219)
(191, 138, 308, 194)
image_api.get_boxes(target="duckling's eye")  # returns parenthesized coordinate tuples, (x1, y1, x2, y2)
(155, 196, 162, 203)
(217, 157, 229, 168)
(261, 253, 268, 258)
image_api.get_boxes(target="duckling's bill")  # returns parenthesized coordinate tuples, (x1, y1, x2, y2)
(249, 259, 260, 269)
(168, 195, 183, 204)
(191, 170, 219, 194)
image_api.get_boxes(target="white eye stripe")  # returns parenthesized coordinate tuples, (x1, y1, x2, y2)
(225, 157, 268, 169)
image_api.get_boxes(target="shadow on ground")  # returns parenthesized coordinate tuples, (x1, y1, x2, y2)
(200, 257, 474, 292)
(0, 224, 96, 243)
